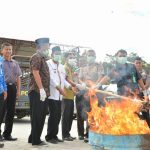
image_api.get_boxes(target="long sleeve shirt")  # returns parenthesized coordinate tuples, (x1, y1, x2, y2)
(0, 56, 7, 94)
(47, 59, 70, 101)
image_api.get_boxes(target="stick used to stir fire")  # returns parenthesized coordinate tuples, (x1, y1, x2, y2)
(94, 89, 142, 102)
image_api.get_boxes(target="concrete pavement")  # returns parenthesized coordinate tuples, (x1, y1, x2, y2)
(1, 117, 91, 150)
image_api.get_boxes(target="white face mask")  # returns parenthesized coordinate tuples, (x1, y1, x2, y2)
(117, 57, 127, 64)
(87, 56, 96, 64)
(53, 54, 62, 63)
(68, 59, 77, 67)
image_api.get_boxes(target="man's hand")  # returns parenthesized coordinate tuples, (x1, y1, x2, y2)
(3, 91, 7, 100)
(17, 89, 21, 98)
(76, 83, 87, 90)
(56, 86, 66, 96)
(143, 90, 149, 101)
(40, 88, 46, 101)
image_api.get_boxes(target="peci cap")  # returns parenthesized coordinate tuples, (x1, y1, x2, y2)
(52, 46, 61, 52)
(35, 37, 49, 45)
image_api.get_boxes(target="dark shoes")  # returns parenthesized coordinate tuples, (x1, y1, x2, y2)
(46, 136, 64, 144)
(46, 138, 58, 144)
(28, 138, 47, 146)
(70, 136, 76, 140)
(84, 137, 89, 143)
(54, 137, 64, 142)
(63, 136, 76, 141)
(0, 135, 3, 142)
(64, 136, 73, 141)
(78, 136, 84, 140)
(3, 136, 17, 141)
(32, 141, 47, 146)
(0, 143, 4, 148)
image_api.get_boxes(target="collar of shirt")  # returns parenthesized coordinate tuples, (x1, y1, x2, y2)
(4, 57, 14, 62)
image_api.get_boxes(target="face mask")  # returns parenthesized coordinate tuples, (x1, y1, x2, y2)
(53, 54, 62, 63)
(117, 57, 127, 64)
(42, 49, 50, 57)
(38, 49, 49, 58)
(87, 56, 96, 64)
(68, 59, 77, 67)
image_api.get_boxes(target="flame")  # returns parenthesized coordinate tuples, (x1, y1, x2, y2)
(88, 89, 150, 135)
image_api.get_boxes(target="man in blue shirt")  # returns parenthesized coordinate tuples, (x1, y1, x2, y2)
(0, 42, 21, 141)
(97, 49, 147, 97)
(0, 55, 7, 147)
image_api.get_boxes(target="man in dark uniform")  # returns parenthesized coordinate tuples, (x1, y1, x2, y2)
(28, 38, 50, 146)
(134, 56, 150, 127)
(97, 49, 147, 97)
(134, 56, 150, 94)
(0, 42, 21, 141)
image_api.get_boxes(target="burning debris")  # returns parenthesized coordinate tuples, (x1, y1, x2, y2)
(87, 89, 150, 135)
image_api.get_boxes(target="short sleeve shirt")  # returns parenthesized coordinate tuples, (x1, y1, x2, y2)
(3, 59, 22, 83)
(29, 53, 50, 96)
(63, 64, 74, 100)
(79, 63, 104, 82)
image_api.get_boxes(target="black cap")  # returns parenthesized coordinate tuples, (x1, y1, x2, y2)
(52, 46, 61, 52)
(35, 38, 49, 45)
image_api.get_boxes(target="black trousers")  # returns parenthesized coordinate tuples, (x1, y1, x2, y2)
(62, 99, 74, 138)
(28, 90, 47, 145)
(75, 91, 88, 137)
(0, 93, 5, 135)
(0, 84, 17, 137)
(45, 99, 61, 140)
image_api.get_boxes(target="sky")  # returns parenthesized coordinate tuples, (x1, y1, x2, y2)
(0, 0, 150, 62)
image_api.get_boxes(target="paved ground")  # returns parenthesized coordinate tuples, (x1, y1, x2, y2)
(1, 117, 91, 150)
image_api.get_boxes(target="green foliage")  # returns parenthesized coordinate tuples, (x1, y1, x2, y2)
(127, 52, 138, 63)
(143, 63, 150, 74)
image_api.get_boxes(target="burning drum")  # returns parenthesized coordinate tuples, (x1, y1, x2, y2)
(88, 90, 150, 150)
(89, 131, 150, 150)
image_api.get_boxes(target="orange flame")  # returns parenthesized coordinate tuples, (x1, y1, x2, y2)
(88, 89, 150, 135)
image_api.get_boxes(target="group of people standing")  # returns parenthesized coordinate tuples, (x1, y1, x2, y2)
(29, 37, 150, 146)
(0, 37, 149, 148)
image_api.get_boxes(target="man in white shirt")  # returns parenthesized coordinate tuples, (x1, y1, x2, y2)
(45, 46, 71, 144)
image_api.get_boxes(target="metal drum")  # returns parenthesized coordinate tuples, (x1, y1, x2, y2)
(89, 130, 150, 150)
